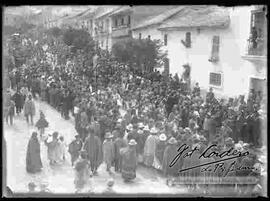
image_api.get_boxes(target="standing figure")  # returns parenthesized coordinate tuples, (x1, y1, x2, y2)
(6, 99, 15, 125)
(143, 127, 159, 167)
(120, 139, 137, 182)
(44, 132, 59, 165)
(68, 135, 83, 166)
(35, 110, 49, 138)
(12, 89, 24, 115)
(74, 150, 90, 193)
(103, 132, 115, 174)
(162, 137, 183, 179)
(24, 95, 36, 125)
(55, 136, 67, 163)
(26, 132, 43, 173)
(83, 126, 103, 175)
(154, 134, 167, 171)
(114, 131, 127, 172)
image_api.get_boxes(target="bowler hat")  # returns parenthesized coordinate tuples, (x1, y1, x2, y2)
(159, 134, 167, 141)
(167, 137, 177, 144)
(128, 139, 137, 146)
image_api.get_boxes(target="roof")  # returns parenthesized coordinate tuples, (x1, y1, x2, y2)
(108, 6, 132, 17)
(158, 6, 230, 30)
(94, 6, 121, 19)
(132, 6, 186, 30)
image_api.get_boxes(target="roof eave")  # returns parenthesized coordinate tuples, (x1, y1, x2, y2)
(132, 23, 161, 31)
(158, 22, 230, 31)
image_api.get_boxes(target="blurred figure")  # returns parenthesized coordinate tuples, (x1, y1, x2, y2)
(26, 132, 42, 173)
(68, 135, 83, 166)
(24, 94, 36, 125)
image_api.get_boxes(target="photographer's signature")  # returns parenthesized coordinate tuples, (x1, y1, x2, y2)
(169, 144, 255, 176)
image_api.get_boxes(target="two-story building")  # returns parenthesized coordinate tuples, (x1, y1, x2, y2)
(93, 6, 120, 51)
(132, 5, 267, 99)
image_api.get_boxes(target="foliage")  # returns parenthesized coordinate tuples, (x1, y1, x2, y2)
(3, 25, 19, 36)
(62, 27, 95, 53)
(46, 27, 62, 38)
(112, 38, 167, 74)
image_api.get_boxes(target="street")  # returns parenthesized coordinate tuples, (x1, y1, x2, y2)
(4, 95, 189, 194)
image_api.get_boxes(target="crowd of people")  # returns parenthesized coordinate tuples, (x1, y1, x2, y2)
(4, 29, 266, 194)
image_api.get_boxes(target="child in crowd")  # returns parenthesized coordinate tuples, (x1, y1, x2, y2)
(35, 110, 49, 139)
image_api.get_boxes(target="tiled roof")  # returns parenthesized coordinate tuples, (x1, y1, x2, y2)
(132, 6, 186, 30)
(158, 6, 230, 30)
(94, 6, 121, 19)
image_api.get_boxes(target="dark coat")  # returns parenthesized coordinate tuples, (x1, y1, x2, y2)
(26, 136, 42, 173)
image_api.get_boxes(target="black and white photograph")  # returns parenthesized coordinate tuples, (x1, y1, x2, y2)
(2, 5, 268, 197)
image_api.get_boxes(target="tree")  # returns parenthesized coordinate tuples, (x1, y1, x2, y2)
(62, 27, 95, 53)
(112, 38, 167, 74)
(46, 27, 62, 38)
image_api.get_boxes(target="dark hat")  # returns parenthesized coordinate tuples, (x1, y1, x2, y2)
(52, 132, 59, 138)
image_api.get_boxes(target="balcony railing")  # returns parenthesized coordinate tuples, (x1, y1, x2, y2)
(112, 24, 130, 31)
(246, 37, 267, 56)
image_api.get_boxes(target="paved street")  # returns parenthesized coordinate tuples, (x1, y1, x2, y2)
(4, 95, 189, 194)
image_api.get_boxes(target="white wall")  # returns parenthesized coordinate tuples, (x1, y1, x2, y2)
(132, 25, 162, 41)
(164, 6, 267, 99)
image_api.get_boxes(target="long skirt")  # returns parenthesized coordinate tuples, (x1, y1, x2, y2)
(122, 165, 136, 181)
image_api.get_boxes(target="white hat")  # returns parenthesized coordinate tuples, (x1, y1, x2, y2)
(143, 125, 150, 131)
(137, 122, 144, 128)
(159, 134, 167, 141)
(193, 111, 200, 117)
(117, 118, 122, 123)
(128, 139, 137, 146)
(150, 127, 158, 134)
(138, 129, 143, 135)
(126, 124, 133, 130)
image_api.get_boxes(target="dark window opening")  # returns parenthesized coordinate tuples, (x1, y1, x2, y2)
(164, 34, 168, 46)
(139, 33, 142, 39)
(209, 72, 222, 86)
(209, 35, 220, 62)
(185, 32, 191, 48)
(121, 18, 124, 25)
(148, 35, 151, 40)
(127, 15, 131, 25)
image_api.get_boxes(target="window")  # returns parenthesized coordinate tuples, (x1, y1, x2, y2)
(248, 9, 267, 55)
(164, 34, 168, 46)
(164, 58, 170, 76)
(209, 35, 220, 62)
(101, 40, 104, 47)
(209, 72, 222, 86)
(121, 18, 124, 25)
(139, 33, 142, 39)
(185, 32, 191, 48)
(148, 35, 151, 40)
(114, 19, 117, 27)
(127, 15, 131, 25)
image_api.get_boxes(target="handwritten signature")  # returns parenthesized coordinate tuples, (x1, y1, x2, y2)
(169, 144, 250, 174)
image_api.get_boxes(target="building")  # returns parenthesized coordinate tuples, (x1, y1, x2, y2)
(133, 5, 267, 99)
(92, 6, 120, 51)
(110, 6, 178, 47)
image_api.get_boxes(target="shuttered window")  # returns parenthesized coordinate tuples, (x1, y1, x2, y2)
(209, 72, 222, 86)
(148, 35, 151, 40)
(209, 35, 220, 62)
(139, 33, 142, 40)
(164, 34, 168, 46)
(185, 32, 191, 48)
(127, 15, 131, 25)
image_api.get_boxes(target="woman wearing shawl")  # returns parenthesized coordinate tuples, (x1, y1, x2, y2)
(26, 132, 42, 173)
(121, 139, 137, 182)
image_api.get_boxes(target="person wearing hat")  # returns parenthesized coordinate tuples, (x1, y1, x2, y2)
(154, 134, 167, 171)
(44, 132, 59, 165)
(162, 137, 183, 179)
(120, 139, 137, 182)
(23, 94, 36, 125)
(102, 178, 116, 194)
(143, 127, 159, 167)
(74, 150, 90, 193)
(68, 134, 83, 166)
(103, 132, 115, 174)
(26, 131, 42, 173)
(28, 182, 37, 193)
(114, 131, 127, 173)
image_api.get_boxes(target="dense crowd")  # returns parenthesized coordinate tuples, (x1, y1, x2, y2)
(4, 31, 265, 193)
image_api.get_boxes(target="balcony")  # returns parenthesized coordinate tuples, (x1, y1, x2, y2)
(242, 37, 267, 61)
(112, 25, 131, 38)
